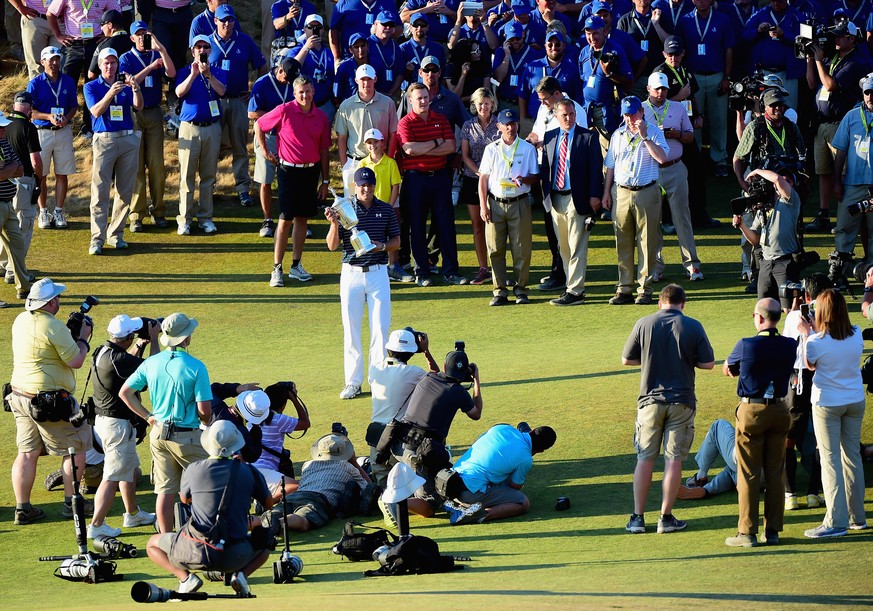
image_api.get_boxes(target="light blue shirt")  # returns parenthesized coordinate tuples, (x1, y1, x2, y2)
(552, 125, 575, 191)
(453, 424, 533, 494)
(126, 349, 212, 429)
(605, 121, 667, 187)
(831, 103, 873, 187)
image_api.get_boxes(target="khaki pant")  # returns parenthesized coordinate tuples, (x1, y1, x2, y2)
(486, 193, 532, 297)
(550, 191, 590, 297)
(220, 97, 252, 196)
(90, 131, 140, 245)
(654, 161, 700, 276)
(0, 176, 37, 271)
(0, 198, 32, 293)
(21, 15, 59, 79)
(693, 71, 727, 166)
(178, 121, 221, 223)
(130, 106, 167, 221)
(613, 183, 660, 296)
(735, 400, 790, 535)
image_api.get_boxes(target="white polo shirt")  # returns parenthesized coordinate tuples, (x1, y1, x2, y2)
(368, 358, 427, 424)
(478, 135, 539, 199)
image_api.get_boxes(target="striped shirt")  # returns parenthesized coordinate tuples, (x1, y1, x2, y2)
(297, 459, 367, 508)
(338, 197, 399, 265)
(0, 139, 21, 201)
(604, 121, 668, 187)
(47, 0, 120, 39)
(395, 110, 454, 172)
(250, 412, 299, 472)
(642, 100, 691, 162)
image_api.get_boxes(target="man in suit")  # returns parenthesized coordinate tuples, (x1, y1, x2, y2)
(539, 99, 603, 306)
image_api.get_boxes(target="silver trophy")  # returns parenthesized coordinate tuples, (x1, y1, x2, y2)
(329, 188, 377, 257)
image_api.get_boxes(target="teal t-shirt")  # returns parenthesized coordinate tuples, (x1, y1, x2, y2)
(127, 349, 212, 429)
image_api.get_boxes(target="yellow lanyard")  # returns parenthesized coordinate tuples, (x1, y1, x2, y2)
(829, 53, 845, 76)
(80, 0, 94, 16)
(499, 137, 520, 172)
(861, 105, 872, 136)
(645, 100, 669, 126)
(766, 120, 786, 150)
(665, 63, 685, 87)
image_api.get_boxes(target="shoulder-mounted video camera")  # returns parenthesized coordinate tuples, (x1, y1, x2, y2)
(728, 72, 767, 113)
(794, 21, 838, 60)
(66, 295, 99, 338)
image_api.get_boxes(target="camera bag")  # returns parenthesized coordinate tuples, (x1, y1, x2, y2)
(363, 534, 463, 577)
(29, 391, 75, 422)
(333, 521, 397, 562)
(260, 444, 296, 478)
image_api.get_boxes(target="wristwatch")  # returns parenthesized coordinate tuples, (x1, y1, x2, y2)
(322, 179, 329, 185)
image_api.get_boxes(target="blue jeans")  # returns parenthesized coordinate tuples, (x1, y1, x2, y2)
(695, 419, 737, 496)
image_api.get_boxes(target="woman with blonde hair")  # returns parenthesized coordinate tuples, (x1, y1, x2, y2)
(798, 289, 868, 538)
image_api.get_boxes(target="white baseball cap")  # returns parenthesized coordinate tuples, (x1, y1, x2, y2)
(0, 111, 11, 127)
(647, 72, 669, 89)
(355, 64, 376, 80)
(236, 390, 271, 425)
(40, 46, 61, 60)
(385, 329, 416, 352)
(97, 47, 119, 62)
(363, 128, 384, 142)
(305, 14, 323, 26)
(107, 314, 143, 338)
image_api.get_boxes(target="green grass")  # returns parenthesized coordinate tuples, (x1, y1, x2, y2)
(0, 181, 872, 609)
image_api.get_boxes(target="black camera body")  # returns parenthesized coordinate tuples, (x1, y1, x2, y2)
(778, 281, 805, 301)
(599, 50, 618, 73)
(136, 317, 164, 340)
(332, 422, 348, 437)
(66, 295, 99, 339)
(794, 21, 837, 60)
(730, 176, 776, 216)
(846, 187, 873, 216)
(404, 327, 427, 353)
(115, 71, 126, 84)
(728, 73, 767, 113)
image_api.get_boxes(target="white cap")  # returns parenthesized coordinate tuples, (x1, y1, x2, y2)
(355, 64, 376, 80)
(236, 390, 271, 425)
(201, 420, 245, 458)
(0, 111, 10, 127)
(305, 13, 323, 26)
(97, 47, 119, 62)
(385, 329, 416, 352)
(107, 314, 143, 338)
(382, 462, 426, 503)
(647, 72, 669, 89)
(25, 278, 66, 311)
(40, 46, 61, 60)
(363, 128, 384, 142)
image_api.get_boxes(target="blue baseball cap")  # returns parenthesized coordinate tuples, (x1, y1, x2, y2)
(584, 15, 605, 30)
(504, 21, 524, 39)
(860, 75, 873, 92)
(354, 166, 377, 185)
(376, 10, 398, 25)
(130, 20, 148, 34)
(591, 0, 612, 14)
(348, 33, 365, 47)
(497, 108, 519, 124)
(410, 12, 428, 25)
(621, 95, 643, 115)
(215, 4, 235, 19)
(663, 35, 683, 53)
(546, 29, 564, 42)
(511, 0, 532, 16)
(192, 34, 212, 48)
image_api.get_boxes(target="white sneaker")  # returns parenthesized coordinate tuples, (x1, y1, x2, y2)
(200, 220, 218, 234)
(53, 208, 68, 228)
(178, 573, 203, 594)
(288, 263, 312, 282)
(231, 571, 251, 596)
(689, 268, 704, 282)
(177, 223, 190, 236)
(270, 267, 284, 287)
(88, 241, 103, 255)
(87, 522, 122, 539)
(38, 209, 52, 229)
(107, 237, 129, 249)
(339, 384, 361, 399)
(123, 507, 156, 528)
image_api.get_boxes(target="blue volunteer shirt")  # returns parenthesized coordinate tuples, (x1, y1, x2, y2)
(190, 8, 218, 44)
(26, 72, 78, 128)
(491, 45, 544, 103)
(291, 44, 335, 104)
(456, 23, 491, 55)
(367, 36, 403, 95)
(579, 41, 631, 129)
(607, 26, 645, 67)
(742, 4, 802, 78)
(338, 197, 400, 265)
(676, 8, 735, 74)
(209, 31, 265, 96)
(126, 349, 213, 429)
(519, 55, 581, 118)
(832, 103, 873, 186)
(404, 0, 460, 42)
(335, 57, 360, 102)
(579, 0, 632, 21)
(176, 64, 228, 122)
(399, 39, 446, 77)
(270, 0, 317, 40)
(248, 70, 292, 114)
(83, 77, 136, 132)
(650, 0, 693, 35)
(454, 424, 533, 494)
(719, 0, 755, 78)
(119, 48, 165, 108)
(330, 0, 395, 60)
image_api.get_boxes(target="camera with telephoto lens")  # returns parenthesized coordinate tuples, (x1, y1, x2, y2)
(275, 380, 297, 395)
(794, 21, 838, 60)
(853, 261, 873, 284)
(730, 176, 775, 216)
(332, 422, 348, 437)
(846, 187, 873, 216)
(728, 72, 767, 113)
(66, 295, 99, 338)
(136, 317, 164, 340)
(93, 534, 138, 559)
(599, 50, 618, 73)
(404, 327, 427, 353)
(778, 281, 805, 301)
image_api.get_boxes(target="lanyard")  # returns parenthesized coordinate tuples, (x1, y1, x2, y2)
(733, 3, 751, 27)
(861, 105, 872, 136)
(213, 33, 236, 59)
(499, 137, 520, 171)
(509, 47, 529, 73)
(545, 61, 563, 80)
(309, 46, 327, 72)
(768, 9, 785, 26)
(374, 39, 395, 70)
(766, 120, 786, 150)
(80, 0, 94, 17)
(131, 48, 153, 70)
(644, 100, 669, 126)
(665, 62, 685, 87)
(362, 0, 376, 13)
(199, 71, 214, 99)
(694, 9, 712, 41)
(269, 73, 289, 102)
(410, 44, 426, 65)
(829, 50, 852, 75)
(100, 76, 120, 104)
(46, 74, 64, 107)
(843, 0, 866, 22)
(670, 1, 681, 26)
(624, 130, 643, 157)
(633, 13, 650, 37)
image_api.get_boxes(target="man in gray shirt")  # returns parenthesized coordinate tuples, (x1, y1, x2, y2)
(733, 165, 801, 311)
(621, 284, 715, 535)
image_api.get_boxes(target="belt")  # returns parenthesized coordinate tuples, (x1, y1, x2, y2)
(155, 4, 190, 12)
(95, 130, 134, 138)
(11, 387, 36, 399)
(404, 168, 446, 176)
(659, 158, 682, 169)
(696, 71, 720, 76)
(344, 263, 386, 272)
(551, 189, 571, 196)
(490, 192, 529, 204)
(348, 154, 365, 161)
(618, 181, 656, 191)
(187, 120, 218, 127)
(36, 12, 47, 19)
(279, 160, 315, 168)
(38, 125, 64, 131)
(158, 422, 198, 432)
(741, 397, 785, 405)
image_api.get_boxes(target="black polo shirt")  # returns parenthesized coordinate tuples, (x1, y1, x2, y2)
(91, 341, 145, 420)
(815, 47, 871, 121)
(726, 328, 797, 399)
(5, 112, 41, 178)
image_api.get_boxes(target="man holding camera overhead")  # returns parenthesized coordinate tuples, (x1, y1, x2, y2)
(10, 278, 92, 526)
(87, 314, 160, 540)
(120, 313, 213, 533)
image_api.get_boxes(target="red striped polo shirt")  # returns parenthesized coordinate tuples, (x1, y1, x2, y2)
(395, 110, 454, 172)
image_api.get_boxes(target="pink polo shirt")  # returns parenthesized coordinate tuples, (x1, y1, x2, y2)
(47, 0, 119, 39)
(154, 0, 188, 8)
(257, 100, 330, 165)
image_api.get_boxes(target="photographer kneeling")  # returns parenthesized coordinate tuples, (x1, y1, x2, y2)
(732, 164, 801, 312)
(88, 315, 160, 539)
(146, 421, 274, 596)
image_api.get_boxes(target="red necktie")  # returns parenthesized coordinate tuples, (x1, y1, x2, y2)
(555, 131, 568, 190)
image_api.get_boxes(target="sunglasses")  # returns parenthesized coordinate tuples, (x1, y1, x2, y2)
(381, 22, 397, 27)
(219, 17, 234, 23)
(412, 22, 428, 27)
(421, 67, 440, 73)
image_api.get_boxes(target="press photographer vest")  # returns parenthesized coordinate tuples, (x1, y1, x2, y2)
(751, 116, 801, 170)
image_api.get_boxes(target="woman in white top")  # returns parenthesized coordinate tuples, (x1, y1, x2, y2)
(798, 289, 868, 538)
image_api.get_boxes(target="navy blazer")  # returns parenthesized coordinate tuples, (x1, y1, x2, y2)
(539, 126, 604, 216)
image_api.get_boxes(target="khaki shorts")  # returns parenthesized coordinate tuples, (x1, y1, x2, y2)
(634, 401, 695, 461)
(159, 531, 257, 573)
(253, 132, 278, 185)
(813, 123, 839, 175)
(38, 127, 77, 176)
(95, 415, 140, 482)
(9, 392, 92, 455)
(285, 490, 331, 529)
(150, 425, 208, 495)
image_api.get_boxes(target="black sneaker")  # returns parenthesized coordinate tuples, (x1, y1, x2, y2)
(626, 513, 645, 533)
(635, 293, 654, 305)
(805, 212, 832, 232)
(537, 276, 566, 292)
(489, 295, 509, 306)
(14, 506, 46, 525)
(550, 291, 585, 306)
(609, 292, 634, 305)
(657, 514, 687, 533)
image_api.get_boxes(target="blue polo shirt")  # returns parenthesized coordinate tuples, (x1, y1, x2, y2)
(338, 197, 399, 265)
(329, 0, 395, 60)
(83, 77, 136, 132)
(270, 0, 317, 40)
(606, 26, 645, 67)
(126, 349, 212, 429)
(119, 48, 165, 108)
(456, 23, 491, 55)
(335, 57, 360, 102)
(743, 5, 802, 78)
(454, 424, 533, 494)
(519, 55, 581, 118)
(832, 103, 873, 186)
(579, 0, 632, 22)
(367, 36, 403, 95)
(529, 8, 572, 36)
(676, 8, 735, 74)
(209, 31, 265, 96)
(814, 48, 870, 120)
(719, 0, 755, 78)
(290, 44, 335, 104)
(491, 45, 544, 103)
(650, 0, 693, 35)
(176, 64, 228, 122)
(404, 0, 459, 43)
(726, 329, 797, 399)
(579, 41, 631, 129)
(189, 8, 218, 44)
(26, 72, 78, 128)
(399, 39, 446, 76)
(248, 70, 292, 114)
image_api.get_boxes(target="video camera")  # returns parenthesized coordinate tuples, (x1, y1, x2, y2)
(846, 187, 873, 216)
(728, 72, 767, 113)
(136, 317, 164, 340)
(794, 21, 838, 59)
(66, 295, 99, 339)
(403, 327, 428, 353)
(730, 176, 776, 216)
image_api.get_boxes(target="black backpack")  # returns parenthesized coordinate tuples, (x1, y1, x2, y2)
(333, 521, 397, 562)
(364, 534, 464, 576)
